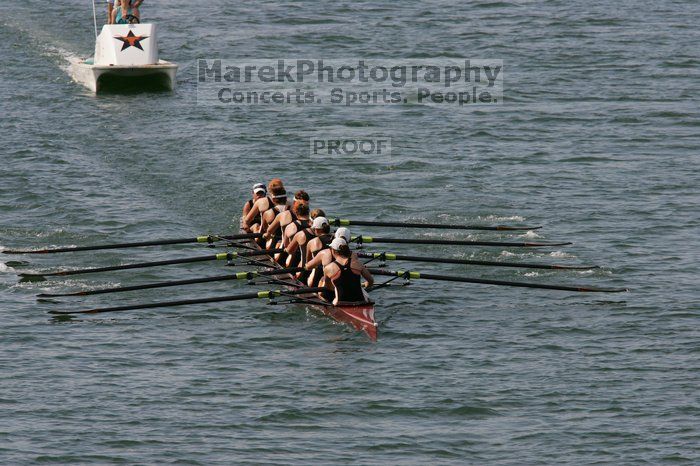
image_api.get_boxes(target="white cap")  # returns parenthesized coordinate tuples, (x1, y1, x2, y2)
(334, 227, 351, 243)
(252, 183, 266, 194)
(330, 237, 347, 251)
(311, 216, 329, 229)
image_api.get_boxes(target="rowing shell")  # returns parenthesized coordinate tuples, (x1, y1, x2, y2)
(243, 232, 378, 341)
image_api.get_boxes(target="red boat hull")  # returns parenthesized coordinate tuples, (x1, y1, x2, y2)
(325, 302, 377, 341)
(244, 232, 379, 341)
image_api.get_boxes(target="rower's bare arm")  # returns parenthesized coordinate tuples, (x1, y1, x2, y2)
(304, 240, 317, 264)
(361, 267, 374, 288)
(305, 253, 323, 270)
(266, 217, 281, 238)
(243, 201, 261, 226)
(286, 238, 299, 255)
(283, 223, 296, 242)
(288, 231, 305, 255)
(260, 207, 276, 231)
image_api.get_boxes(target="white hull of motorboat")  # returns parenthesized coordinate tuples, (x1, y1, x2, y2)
(74, 23, 178, 93)
(73, 61, 178, 92)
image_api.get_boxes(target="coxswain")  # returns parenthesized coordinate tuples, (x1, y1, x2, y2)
(322, 238, 373, 304)
(242, 178, 285, 232)
(241, 183, 267, 232)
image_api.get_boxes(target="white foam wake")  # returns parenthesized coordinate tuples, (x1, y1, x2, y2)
(0, 262, 15, 274)
(44, 44, 94, 90)
(0, 17, 90, 89)
(550, 250, 576, 259)
(478, 215, 526, 222)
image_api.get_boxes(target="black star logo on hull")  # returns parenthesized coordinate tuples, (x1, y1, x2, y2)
(114, 30, 149, 51)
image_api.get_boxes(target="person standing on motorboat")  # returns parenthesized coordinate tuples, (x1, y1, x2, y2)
(108, 0, 143, 25)
(107, 0, 115, 24)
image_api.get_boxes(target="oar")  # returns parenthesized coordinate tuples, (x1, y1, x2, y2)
(368, 269, 628, 293)
(357, 252, 597, 270)
(2, 233, 261, 255)
(19, 249, 283, 279)
(48, 287, 326, 315)
(352, 236, 571, 247)
(38, 267, 305, 297)
(331, 218, 541, 231)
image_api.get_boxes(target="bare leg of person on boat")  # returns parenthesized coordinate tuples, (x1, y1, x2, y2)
(122, 0, 143, 21)
(113, 0, 142, 24)
(107, 0, 115, 24)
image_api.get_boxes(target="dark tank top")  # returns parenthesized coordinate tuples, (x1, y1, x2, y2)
(330, 259, 364, 303)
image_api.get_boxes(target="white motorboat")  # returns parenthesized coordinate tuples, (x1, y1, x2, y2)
(73, 20, 177, 93)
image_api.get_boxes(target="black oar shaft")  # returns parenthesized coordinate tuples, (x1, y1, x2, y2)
(49, 286, 326, 315)
(20, 249, 283, 278)
(39, 267, 305, 297)
(332, 219, 541, 231)
(357, 252, 597, 270)
(353, 236, 571, 247)
(26, 255, 219, 277)
(368, 269, 628, 293)
(3, 233, 261, 255)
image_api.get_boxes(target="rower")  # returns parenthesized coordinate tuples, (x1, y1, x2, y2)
(322, 238, 374, 304)
(242, 178, 285, 232)
(310, 208, 326, 220)
(287, 215, 328, 269)
(282, 197, 312, 246)
(259, 188, 289, 248)
(303, 217, 335, 287)
(241, 183, 266, 232)
(264, 190, 310, 247)
(334, 227, 351, 245)
(272, 202, 310, 263)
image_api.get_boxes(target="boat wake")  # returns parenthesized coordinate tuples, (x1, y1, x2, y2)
(520, 230, 543, 239)
(549, 250, 577, 259)
(0, 16, 88, 86)
(0, 262, 15, 274)
(45, 44, 84, 75)
(478, 215, 526, 222)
